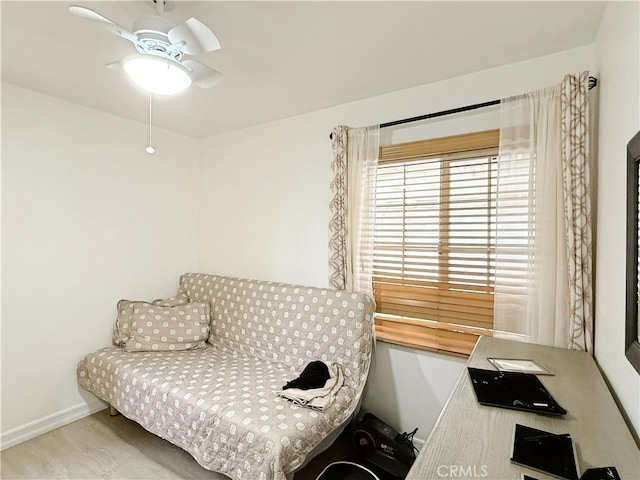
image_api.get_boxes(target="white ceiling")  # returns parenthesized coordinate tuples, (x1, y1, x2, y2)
(2, 1, 606, 138)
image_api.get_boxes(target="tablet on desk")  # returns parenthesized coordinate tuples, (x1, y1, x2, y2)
(511, 424, 579, 480)
(467, 367, 567, 415)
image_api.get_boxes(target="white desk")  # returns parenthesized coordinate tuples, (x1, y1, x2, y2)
(407, 337, 640, 479)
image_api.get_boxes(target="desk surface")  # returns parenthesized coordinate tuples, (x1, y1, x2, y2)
(407, 337, 640, 480)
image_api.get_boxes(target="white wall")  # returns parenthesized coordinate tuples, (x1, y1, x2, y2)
(197, 46, 595, 439)
(594, 0, 640, 437)
(1, 84, 199, 447)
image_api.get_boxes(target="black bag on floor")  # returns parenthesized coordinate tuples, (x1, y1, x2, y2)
(351, 413, 418, 480)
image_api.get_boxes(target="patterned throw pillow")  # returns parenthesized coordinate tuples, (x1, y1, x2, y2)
(124, 302, 210, 352)
(112, 293, 190, 346)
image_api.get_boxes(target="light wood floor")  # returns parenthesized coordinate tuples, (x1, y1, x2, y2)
(0, 409, 355, 480)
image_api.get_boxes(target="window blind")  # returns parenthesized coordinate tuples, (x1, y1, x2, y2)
(373, 130, 501, 356)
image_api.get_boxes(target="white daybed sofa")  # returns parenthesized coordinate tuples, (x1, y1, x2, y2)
(77, 273, 375, 480)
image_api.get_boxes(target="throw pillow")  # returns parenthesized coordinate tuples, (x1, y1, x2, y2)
(124, 302, 210, 352)
(112, 293, 189, 346)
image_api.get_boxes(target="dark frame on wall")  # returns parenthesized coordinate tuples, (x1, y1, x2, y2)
(626, 130, 640, 374)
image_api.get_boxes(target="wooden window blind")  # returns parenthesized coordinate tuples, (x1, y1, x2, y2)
(373, 130, 500, 356)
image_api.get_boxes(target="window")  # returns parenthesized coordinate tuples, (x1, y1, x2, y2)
(373, 130, 500, 356)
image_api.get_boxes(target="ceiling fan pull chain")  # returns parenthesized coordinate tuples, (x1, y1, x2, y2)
(146, 92, 156, 154)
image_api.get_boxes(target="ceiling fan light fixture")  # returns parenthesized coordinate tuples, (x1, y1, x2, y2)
(123, 56, 192, 95)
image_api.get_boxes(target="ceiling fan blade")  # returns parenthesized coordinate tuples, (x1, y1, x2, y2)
(182, 60, 222, 89)
(168, 18, 220, 55)
(69, 5, 138, 43)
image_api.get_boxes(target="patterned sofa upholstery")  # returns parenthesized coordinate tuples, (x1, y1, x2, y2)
(77, 273, 375, 480)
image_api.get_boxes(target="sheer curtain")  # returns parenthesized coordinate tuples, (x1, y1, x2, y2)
(494, 72, 593, 351)
(329, 125, 379, 298)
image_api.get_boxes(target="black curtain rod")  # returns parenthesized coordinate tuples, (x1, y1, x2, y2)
(381, 99, 499, 129)
(330, 76, 597, 139)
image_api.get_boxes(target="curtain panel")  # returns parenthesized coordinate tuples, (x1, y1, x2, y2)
(560, 72, 593, 352)
(495, 71, 593, 352)
(329, 126, 349, 291)
(329, 125, 380, 298)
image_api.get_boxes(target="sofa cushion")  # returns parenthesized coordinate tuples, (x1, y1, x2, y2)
(124, 302, 210, 352)
(113, 293, 189, 346)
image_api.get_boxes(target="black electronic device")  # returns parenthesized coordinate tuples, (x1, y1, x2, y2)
(352, 413, 417, 480)
(468, 367, 567, 415)
(511, 424, 579, 480)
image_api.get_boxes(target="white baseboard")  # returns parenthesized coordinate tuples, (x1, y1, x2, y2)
(0, 399, 107, 451)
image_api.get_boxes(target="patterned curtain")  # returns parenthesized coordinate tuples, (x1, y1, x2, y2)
(328, 125, 379, 298)
(494, 72, 594, 352)
(329, 126, 349, 290)
(561, 72, 593, 352)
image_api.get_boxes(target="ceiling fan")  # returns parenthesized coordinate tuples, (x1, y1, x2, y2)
(69, 0, 222, 95)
